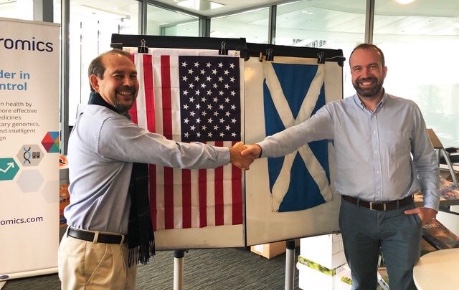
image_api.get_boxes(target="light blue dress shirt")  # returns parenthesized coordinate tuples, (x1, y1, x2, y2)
(258, 93, 440, 210)
(65, 105, 230, 234)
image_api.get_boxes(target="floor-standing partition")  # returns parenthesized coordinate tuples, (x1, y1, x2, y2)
(243, 43, 344, 246)
(110, 34, 344, 250)
(108, 34, 344, 290)
(111, 34, 249, 249)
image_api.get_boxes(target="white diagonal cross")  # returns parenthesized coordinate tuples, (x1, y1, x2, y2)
(262, 62, 332, 211)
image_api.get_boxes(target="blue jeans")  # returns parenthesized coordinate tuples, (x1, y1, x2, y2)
(339, 198, 422, 290)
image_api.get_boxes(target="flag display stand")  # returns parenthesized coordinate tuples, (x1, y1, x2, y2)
(173, 250, 186, 290)
(111, 34, 247, 58)
(110, 34, 345, 290)
(171, 244, 295, 290)
(285, 240, 296, 290)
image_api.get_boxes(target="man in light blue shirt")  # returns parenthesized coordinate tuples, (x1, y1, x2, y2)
(59, 49, 253, 290)
(242, 43, 439, 290)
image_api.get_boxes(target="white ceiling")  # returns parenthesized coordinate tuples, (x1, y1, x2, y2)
(152, 0, 295, 17)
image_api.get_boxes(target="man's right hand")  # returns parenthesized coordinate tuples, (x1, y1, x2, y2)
(241, 144, 262, 159)
(229, 142, 254, 170)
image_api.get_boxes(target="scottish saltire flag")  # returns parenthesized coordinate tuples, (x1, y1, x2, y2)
(130, 50, 244, 230)
(262, 61, 332, 212)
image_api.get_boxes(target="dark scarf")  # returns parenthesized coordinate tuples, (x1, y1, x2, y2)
(88, 92, 155, 266)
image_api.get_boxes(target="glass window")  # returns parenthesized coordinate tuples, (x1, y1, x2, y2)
(373, 1, 459, 147)
(211, 7, 270, 43)
(64, 1, 139, 125)
(53, 0, 60, 23)
(2, 0, 458, 147)
(275, 0, 367, 98)
(146, 4, 199, 36)
(0, 0, 33, 20)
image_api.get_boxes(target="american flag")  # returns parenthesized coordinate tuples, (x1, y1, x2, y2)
(130, 50, 244, 230)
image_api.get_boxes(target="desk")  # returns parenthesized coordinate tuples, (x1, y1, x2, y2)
(414, 177, 459, 207)
(413, 248, 459, 290)
(421, 218, 459, 251)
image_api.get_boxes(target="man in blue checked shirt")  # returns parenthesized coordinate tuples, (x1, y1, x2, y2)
(242, 43, 439, 290)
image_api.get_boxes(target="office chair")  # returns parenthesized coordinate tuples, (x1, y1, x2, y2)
(427, 129, 458, 186)
(440, 147, 459, 166)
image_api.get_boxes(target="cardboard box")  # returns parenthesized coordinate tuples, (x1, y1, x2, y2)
(250, 240, 300, 259)
(251, 241, 286, 259)
(335, 267, 352, 290)
(300, 234, 346, 269)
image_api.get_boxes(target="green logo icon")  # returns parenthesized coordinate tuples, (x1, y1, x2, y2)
(0, 158, 19, 181)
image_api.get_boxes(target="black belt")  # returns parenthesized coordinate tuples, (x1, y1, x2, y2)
(342, 195, 413, 211)
(67, 227, 126, 244)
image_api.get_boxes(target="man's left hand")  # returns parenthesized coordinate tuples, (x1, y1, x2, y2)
(404, 207, 437, 225)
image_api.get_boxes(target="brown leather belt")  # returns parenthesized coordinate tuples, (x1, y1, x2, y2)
(67, 227, 125, 244)
(341, 195, 413, 211)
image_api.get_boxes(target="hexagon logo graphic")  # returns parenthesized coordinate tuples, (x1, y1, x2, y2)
(0, 158, 20, 181)
(16, 169, 44, 193)
(16, 144, 44, 167)
(42, 131, 60, 153)
(42, 180, 60, 203)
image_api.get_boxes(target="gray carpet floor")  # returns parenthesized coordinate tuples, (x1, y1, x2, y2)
(1, 247, 300, 290)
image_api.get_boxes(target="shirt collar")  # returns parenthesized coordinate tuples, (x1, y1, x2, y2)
(88, 91, 119, 113)
(87, 91, 131, 119)
(352, 90, 387, 112)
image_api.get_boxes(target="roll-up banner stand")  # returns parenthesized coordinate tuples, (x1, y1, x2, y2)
(0, 18, 60, 281)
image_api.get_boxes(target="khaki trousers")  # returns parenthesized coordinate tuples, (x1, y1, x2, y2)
(58, 234, 137, 290)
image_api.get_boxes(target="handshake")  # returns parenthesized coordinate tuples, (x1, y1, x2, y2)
(229, 141, 262, 170)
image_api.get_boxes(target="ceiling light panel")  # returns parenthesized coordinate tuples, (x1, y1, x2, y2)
(176, 0, 224, 11)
